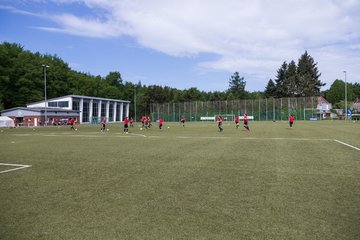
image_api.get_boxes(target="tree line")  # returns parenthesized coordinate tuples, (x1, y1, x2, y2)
(0, 42, 359, 119)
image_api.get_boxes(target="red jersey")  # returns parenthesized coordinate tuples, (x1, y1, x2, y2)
(289, 115, 295, 122)
(159, 118, 163, 125)
(235, 116, 239, 123)
(101, 118, 106, 124)
(244, 115, 248, 123)
(124, 118, 129, 125)
(147, 117, 151, 123)
(217, 116, 222, 123)
(181, 116, 185, 122)
(69, 119, 75, 125)
(141, 116, 145, 123)
(130, 118, 133, 123)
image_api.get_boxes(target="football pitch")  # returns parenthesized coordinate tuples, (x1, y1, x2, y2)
(0, 121, 359, 240)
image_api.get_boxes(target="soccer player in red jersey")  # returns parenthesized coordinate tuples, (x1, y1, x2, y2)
(217, 116, 223, 132)
(235, 116, 239, 129)
(129, 117, 134, 127)
(181, 115, 185, 127)
(101, 117, 106, 132)
(147, 116, 152, 128)
(141, 116, 146, 127)
(158, 118, 163, 129)
(124, 117, 129, 133)
(243, 114, 250, 131)
(289, 115, 295, 128)
(69, 118, 75, 131)
(143, 117, 148, 128)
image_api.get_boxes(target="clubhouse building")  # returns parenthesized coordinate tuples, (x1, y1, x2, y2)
(0, 95, 130, 127)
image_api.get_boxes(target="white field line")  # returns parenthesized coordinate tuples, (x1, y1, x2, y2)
(38, 134, 101, 138)
(128, 133, 147, 137)
(8, 133, 334, 142)
(250, 137, 331, 141)
(176, 136, 231, 139)
(0, 163, 32, 174)
(68, 135, 101, 138)
(334, 139, 360, 151)
(176, 136, 330, 141)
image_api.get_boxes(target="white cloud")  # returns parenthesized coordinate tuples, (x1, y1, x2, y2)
(5, 0, 360, 89)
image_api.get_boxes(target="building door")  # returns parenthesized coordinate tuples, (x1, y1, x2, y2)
(16, 117, 24, 126)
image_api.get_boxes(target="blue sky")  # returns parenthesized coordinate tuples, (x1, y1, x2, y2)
(1, 0, 360, 92)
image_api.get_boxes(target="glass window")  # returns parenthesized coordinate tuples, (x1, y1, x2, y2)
(123, 104, 127, 120)
(109, 103, 114, 122)
(48, 102, 57, 107)
(101, 102, 106, 118)
(58, 101, 69, 107)
(116, 103, 121, 121)
(92, 101, 98, 117)
(73, 101, 80, 110)
(82, 101, 89, 122)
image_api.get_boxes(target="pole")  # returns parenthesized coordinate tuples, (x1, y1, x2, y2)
(42, 64, 49, 126)
(344, 71, 347, 120)
(134, 87, 137, 122)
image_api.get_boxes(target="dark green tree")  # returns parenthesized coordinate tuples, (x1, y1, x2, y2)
(43, 54, 71, 98)
(247, 91, 264, 99)
(286, 60, 298, 97)
(350, 82, 360, 99)
(105, 71, 122, 86)
(264, 79, 276, 97)
(326, 79, 353, 106)
(208, 91, 227, 101)
(183, 87, 201, 101)
(228, 72, 246, 99)
(274, 61, 287, 97)
(296, 51, 325, 96)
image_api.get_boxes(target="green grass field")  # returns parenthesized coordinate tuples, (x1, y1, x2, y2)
(1, 121, 359, 240)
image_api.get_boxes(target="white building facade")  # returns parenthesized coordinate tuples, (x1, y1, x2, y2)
(27, 95, 130, 124)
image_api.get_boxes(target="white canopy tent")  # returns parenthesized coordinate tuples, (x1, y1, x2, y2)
(0, 116, 15, 128)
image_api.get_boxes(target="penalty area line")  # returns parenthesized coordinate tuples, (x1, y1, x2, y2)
(128, 133, 147, 137)
(334, 139, 360, 151)
(0, 163, 32, 174)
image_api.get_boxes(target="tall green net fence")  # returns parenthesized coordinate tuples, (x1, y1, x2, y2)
(150, 97, 319, 122)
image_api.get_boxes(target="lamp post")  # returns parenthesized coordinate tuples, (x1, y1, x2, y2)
(42, 64, 49, 126)
(134, 87, 137, 122)
(343, 71, 347, 120)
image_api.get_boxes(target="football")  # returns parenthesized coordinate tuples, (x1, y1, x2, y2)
(106, 129, 109, 132)
(140, 128, 143, 131)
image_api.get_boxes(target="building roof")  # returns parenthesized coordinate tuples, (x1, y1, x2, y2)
(27, 94, 131, 106)
(317, 96, 331, 105)
(1, 107, 31, 113)
(1, 107, 80, 114)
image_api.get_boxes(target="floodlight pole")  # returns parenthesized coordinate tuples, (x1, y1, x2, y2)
(343, 70, 347, 120)
(134, 87, 137, 122)
(42, 64, 49, 126)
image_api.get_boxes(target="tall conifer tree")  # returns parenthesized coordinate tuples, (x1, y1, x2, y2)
(297, 51, 325, 96)
(274, 61, 287, 97)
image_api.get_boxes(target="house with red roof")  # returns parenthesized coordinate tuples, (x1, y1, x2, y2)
(353, 99, 360, 114)
(316, 96, 332, 118)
